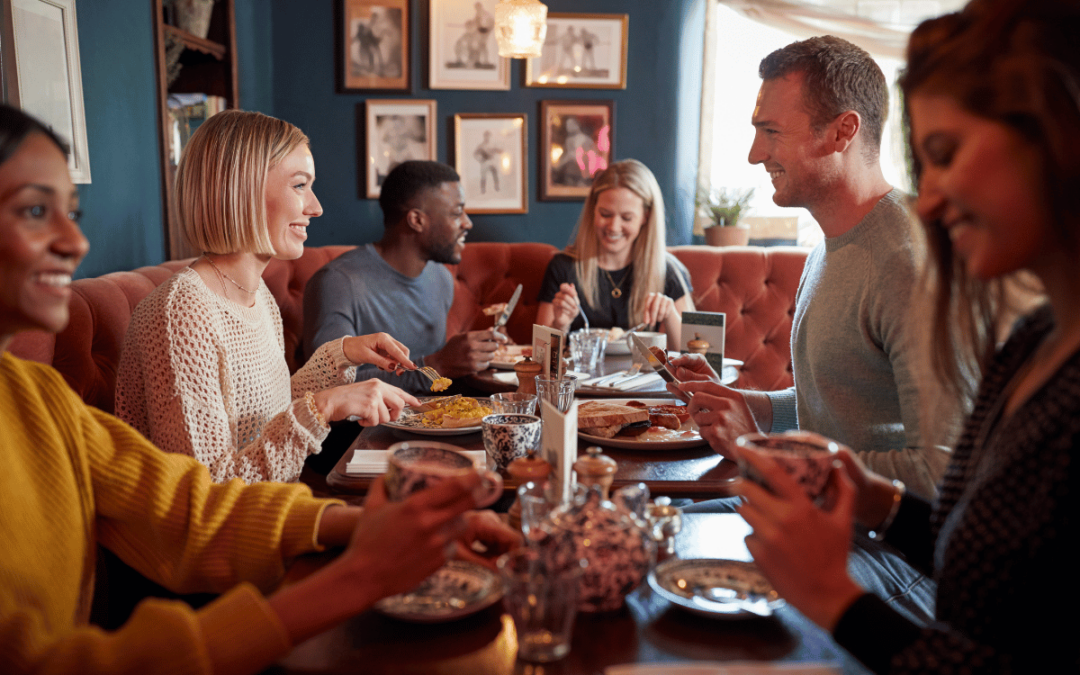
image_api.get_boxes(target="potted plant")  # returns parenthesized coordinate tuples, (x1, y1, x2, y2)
(696, 186, 755, 247)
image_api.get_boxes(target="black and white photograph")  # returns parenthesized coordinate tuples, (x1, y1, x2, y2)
(340, 0, 409, 91)
(429, 0, 509, 90)
(525, 13, 628, 89)
(365, 99, 436, 198)
(454, 113, 527, 214)
(540, 100, 614, 200)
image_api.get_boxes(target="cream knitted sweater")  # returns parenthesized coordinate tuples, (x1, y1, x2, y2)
(116, 267, 357, 484)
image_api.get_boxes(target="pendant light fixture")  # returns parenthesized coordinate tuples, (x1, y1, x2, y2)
(494, 0, 549, 59)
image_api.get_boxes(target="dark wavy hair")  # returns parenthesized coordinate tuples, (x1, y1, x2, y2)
(900, 0, 1080, 393)
(0, 104, 68, 166)
(760, 35, 888, 160)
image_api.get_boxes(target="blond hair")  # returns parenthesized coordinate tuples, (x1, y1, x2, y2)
(568, 160, 687, 322)
(176, 109, 310, 255)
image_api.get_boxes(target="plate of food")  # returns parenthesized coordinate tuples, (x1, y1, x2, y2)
(605, 327, 631, 355)
(576, 398, 707, 450)
(374, 560, 503, 622)
(384, 396, 493, 436)
(648, 558, 784, 619)
(490, 343, 532, 369)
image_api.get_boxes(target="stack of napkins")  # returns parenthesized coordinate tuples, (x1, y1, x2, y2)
(578, 371, 664, 391)
(345, 449, 487, 475)
(492, 370, 589, 387)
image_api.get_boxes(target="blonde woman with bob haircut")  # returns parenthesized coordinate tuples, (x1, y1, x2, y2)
(116, 110, 422, 484)
(536, 159, 694, 349)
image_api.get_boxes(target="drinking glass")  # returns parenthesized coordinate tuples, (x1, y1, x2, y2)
(490, 392, 537, 415)
(534, 375, 578, 413)
(498, 548, 587, 662)
(569, 328, 609, 376)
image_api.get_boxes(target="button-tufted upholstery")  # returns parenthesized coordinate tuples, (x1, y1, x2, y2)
(8, 243, 807, 412)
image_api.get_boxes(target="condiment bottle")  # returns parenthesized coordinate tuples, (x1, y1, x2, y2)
(514, 356, 542, 395)
(687, 333, 710, 355)
(506, 450, 553, 532)
(573, 446, 618, 500)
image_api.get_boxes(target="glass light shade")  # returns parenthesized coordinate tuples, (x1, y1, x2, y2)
(494, 0, 548, 59)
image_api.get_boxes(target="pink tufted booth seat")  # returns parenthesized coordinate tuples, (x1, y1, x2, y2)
(7, 243, 807, 412)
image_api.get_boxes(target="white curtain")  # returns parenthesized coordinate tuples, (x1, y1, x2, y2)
(716, 0, 967, 59)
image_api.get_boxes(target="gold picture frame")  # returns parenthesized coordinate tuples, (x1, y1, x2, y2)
(454, 113, 527, 214)
(428, 0, 510, 90)
(525, 13, 628, 90)
(539, 100, 614, 200)
(339, 0, 410, 92)
(364, 99, 437, 198)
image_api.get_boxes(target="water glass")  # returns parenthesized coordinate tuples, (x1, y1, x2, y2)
(534, 375, 578, 413)
(569, 328, 609, 376)
(498, 548, 587, 662)
(517, 481, 550, 538)
(490, 391, 537, 415)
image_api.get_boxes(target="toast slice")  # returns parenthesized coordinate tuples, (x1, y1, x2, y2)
(577, 400, 649, 428)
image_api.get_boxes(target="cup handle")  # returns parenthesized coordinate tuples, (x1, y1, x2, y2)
(473, 470, 504, 508)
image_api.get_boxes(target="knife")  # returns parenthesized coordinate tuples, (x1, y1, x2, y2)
(630, 333, 680, 387)
(494, 284, 523, 331)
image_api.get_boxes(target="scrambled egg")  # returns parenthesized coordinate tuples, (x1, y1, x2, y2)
(421, 397, 493, 428)
(430, 376, 452, 392)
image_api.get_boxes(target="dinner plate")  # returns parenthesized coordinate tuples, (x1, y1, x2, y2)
(490, 344, 531, 369)
(606, 338, 631, 355)
(577, 398, 708, 450)
(382, 397, 492, 435)
(648, 558, 784, 619)
(374, 560, 503, 622)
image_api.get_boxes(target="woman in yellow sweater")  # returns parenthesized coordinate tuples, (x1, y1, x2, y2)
(0, 104, 519, 673)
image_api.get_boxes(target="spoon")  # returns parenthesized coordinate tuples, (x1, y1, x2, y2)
(690, 585, 773, 617)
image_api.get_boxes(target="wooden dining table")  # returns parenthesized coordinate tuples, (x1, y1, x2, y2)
(271, 513, 869, 674)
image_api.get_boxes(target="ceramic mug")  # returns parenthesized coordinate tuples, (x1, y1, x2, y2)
(735, 431, 840, 504)
(385, 441, 503, 508)
(482, 413, 542, 471)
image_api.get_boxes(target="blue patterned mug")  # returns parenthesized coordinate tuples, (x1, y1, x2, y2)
(481, 413, 542, 471)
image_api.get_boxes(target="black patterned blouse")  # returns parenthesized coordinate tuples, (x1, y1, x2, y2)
(834, 304, 1077, 673)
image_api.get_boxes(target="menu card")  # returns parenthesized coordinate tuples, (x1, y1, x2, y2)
(532, 324, 566, 380)
(539, 397, 578, 504)
(682, 310, 726, 374)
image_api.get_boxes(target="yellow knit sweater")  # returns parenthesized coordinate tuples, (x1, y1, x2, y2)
(0, 352, 341, 674)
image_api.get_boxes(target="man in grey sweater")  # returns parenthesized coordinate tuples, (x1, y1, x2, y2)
(302, 161, 505, 395)
(674, 37, 961, 499)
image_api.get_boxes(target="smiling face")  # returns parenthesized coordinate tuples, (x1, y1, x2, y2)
(749, 72, 840, 211)
(0, 133, 88, 341)
(421, 181, 471, 264)
(910, 93, 1051, 281)
(592, 186, 647, 266)
(264, 143, 322, 261)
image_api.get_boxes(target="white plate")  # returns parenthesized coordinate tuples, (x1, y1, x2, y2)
(490, 344, 531, 370)
(606, 338, 631, 355)
(374, 561, 503, 622)
(576, 398, 707, 450)
(648, 558, 784, 619)
(382, 397, 492, 435)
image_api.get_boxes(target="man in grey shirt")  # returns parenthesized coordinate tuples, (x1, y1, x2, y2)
(303, 161, 505, 395)
(674, 36, 961, 498)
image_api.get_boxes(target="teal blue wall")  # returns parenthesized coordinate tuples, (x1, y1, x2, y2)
(272, 0, 705, 250)
(69, 0, 702, 275)
(74, 0, 164, 278)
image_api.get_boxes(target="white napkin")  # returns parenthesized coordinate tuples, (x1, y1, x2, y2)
(492, 370, 589, 387)
(608, 371, 664, 391)
(606, 663, 839, 675)
(345, 449, 487, 475)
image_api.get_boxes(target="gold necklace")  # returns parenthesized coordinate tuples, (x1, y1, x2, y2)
(203, 254, 256, 295)
(602, 267, 628, 299)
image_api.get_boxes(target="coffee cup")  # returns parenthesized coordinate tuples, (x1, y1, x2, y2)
(482, 413, 542, 471)
(627, 331, 667, 367)
(385, 441, 503, 508)
(735, 431, 840, 504)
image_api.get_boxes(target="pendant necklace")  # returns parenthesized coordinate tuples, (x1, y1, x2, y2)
(203, 254, 256, 296)
(603, 267, 629, 299)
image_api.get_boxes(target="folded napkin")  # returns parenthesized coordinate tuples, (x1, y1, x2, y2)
(492, 370, 589, 387)
(345, 449, 487, 475)
(606, 663, 839, 675)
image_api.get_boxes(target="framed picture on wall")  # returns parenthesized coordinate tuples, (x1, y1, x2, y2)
(339, 0, 410, 91)
(364, 99, 436, 198)
(429, 0, 510, 90)
(539, 100, 614, 201)
(0, 0, 91, 183)
(453, 113, 527, 214)
(525, 13, 628, 89)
